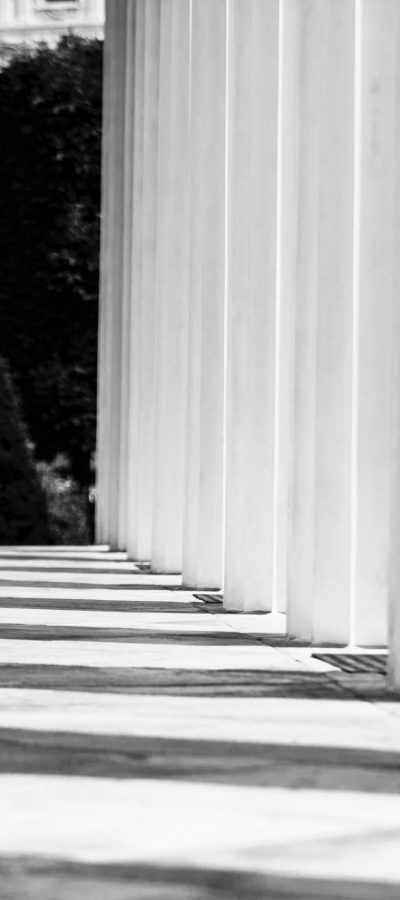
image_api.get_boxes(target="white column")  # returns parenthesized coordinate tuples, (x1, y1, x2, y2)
(126, 0, 160, 561)
(117, 0, 138, 551)
(182, 0, 226, 590)
(95, 0, 113, 544)
(135, 0, 161, 561)
(353, 0, 399, 648)
(286, 1, 320, 639)
(95, 0, 128, 548)
(388, 12, 400, 687)
(287, 0, 355, 642)
(125, 0, 145, 559)
(151, 0, 190, 573)
(224, 0, 279, 611)
(272, 0, 300, 613)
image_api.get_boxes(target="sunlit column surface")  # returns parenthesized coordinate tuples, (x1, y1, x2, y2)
(151, 0, 190, 573)
(388, 13, 400, 688)
(126, 0, 161, 561)
(272, 0, 300, 613)
(97, 0, 400, 669)
(353, 0, 400, 648)
(117, 0, 137, 551)
(288, 0, 355, 642)
(223, 0, 279, 611)
(94, 0, 112, 545)
(182, 0, 226, 590)
(125, 0, 145, 559)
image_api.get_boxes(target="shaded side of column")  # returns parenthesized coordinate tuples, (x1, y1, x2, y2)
(151, 0, 190, 573)
(182, 0, 226, 590)
(125, 0, 145, 559)
(95, 0, 128, 548)
(224, 0, 279, 611)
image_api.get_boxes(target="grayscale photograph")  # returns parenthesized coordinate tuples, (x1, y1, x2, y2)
(0, 1, 399, 898)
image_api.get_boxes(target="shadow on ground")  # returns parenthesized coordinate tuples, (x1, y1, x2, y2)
(1, 727, 400, 792)
(0, 664, 353, 697)
(0, 857, 399, 900)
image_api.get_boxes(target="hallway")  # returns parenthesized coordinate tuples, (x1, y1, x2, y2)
(1, 548, 400, 899)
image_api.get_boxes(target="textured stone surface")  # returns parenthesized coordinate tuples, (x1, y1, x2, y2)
(1, 548, 400, 899)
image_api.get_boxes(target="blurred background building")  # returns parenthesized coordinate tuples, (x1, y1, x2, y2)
(0, 0, 104, 60)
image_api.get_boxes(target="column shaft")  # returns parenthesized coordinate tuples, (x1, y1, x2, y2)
(95, 0, 113, 544)
(126, 0, 160, 561)
(288, 0, 355, 642)
(117, 0, 137, 550)
(95, 0, 128, 548)
(273, 0, 300, 612)
(151, 0, 190, 573)
(182, 0, 226, 589)
(353, 0, 399, 647)
(224, 0, 279, 611)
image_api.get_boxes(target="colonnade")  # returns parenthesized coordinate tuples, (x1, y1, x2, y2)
(96, 0, 400, 686)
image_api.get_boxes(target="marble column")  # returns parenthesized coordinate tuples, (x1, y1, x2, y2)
(151, 0, 190, 573)
(117, 0, 138, 551)
(223, 0, 279, 611)
(287, 0, 355, 642)
(182, 0, 226, 590)
(353, 0, 400, 649)
(95, 0, 112, 545)
(272, 0, 300, 613)
(95, 0, 128, 548)
(125, 0, 161, 561)
(387, 7, 400, 687)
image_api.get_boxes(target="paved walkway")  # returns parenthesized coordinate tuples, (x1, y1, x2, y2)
(1, 548, 400, 899)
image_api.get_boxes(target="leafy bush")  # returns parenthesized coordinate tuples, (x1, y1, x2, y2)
(0, 358, 51, 544)
(37, 455, 92, 545)
(0, 36, 102, 488)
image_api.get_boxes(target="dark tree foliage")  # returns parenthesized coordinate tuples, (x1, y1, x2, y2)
(0, 36, 102, 487)
(0, 357, 51, 544)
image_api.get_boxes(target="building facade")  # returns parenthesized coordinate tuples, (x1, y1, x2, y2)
(0, 0, 104, 58)
(96, 0, 400, 687)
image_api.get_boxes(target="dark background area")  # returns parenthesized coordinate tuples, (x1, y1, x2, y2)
(0, 36, 103, 542)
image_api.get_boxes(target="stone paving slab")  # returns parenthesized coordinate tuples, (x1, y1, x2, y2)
(0, 551, 400, 898)
(3, 777, 400, 891)
(0, 638, 316, 670)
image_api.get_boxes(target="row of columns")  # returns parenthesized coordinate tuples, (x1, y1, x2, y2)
(96, 0, 400, 684)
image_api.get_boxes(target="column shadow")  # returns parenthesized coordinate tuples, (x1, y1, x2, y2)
(1, 726, 400, 792)
(0, 856, 399, 899)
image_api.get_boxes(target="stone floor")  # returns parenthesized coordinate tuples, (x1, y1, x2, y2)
(1, 547, 400, 899)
